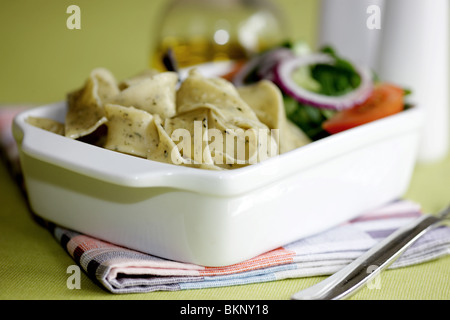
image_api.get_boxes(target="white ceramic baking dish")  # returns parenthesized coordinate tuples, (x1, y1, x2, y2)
(13, 102, 423, 267)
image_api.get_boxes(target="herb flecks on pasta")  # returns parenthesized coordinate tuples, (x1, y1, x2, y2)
(27, 67, 311, 170)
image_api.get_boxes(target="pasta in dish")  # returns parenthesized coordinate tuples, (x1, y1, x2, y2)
(27, 67, 310, 170)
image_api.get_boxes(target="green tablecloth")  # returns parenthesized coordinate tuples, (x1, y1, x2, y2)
(1, 151, 449, 300)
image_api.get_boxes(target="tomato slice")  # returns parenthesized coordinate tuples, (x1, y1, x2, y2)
(322, 83, 405, 134)
(221, 60, 246, 81)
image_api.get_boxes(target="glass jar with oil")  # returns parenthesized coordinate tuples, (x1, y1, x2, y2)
(151, 0, 287, 70)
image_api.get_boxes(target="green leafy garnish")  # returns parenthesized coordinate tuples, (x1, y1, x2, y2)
(283, 45, 365, 140)
(308, 46, 362, 96)
(284, 95, 335, 141)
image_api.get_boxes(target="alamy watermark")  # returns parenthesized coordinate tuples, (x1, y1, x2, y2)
(64, 263, 383, 291)
(366, 265, 382, 290)
(367, 5, 381, 30)
(66, 5, 81, 30)
(66, 265, 81, 289)
(65, 4, 380, 31)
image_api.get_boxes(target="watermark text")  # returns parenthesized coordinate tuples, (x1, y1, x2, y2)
(66, 5, 81, 30)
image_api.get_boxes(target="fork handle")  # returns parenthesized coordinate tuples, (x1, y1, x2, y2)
(291, 214, 443, 300)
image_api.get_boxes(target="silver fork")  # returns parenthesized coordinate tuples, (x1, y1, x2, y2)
(291, 204, 450, 300)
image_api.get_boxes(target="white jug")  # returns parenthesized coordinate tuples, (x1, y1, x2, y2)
(318, 0, 449, 163)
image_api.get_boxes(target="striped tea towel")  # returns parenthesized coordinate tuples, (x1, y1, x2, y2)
(50, 200, 450, 294)
(2, 106, 450, 294)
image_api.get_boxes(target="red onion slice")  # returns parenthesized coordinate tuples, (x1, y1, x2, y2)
(232, 47, 294, 87)
(274, 54, 374, 110)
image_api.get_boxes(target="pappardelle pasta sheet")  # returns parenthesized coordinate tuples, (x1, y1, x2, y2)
(27, 67, 310, 170)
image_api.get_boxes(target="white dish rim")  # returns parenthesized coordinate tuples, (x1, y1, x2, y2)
(13, 102, 423, 197)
